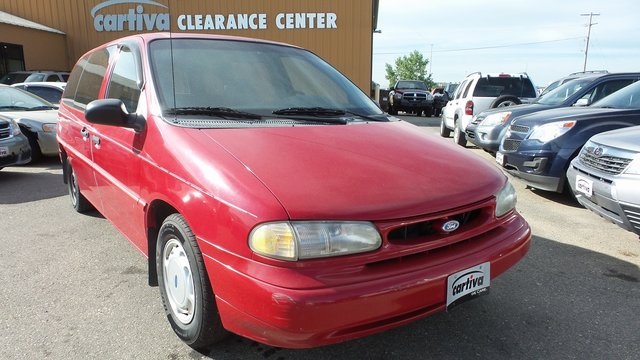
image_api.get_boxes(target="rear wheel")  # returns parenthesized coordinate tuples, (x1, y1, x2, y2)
(157, 214, 227, 349)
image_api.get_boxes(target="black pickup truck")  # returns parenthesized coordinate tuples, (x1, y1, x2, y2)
(387, 80, 434, 117)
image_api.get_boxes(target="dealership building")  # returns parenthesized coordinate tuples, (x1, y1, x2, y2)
(0, 0, 379, 92)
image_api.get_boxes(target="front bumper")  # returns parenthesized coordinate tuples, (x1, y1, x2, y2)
(466, 124, 506, 153)
(0, 134, 32, 167)
(36, 131, 59, 156)
(202, 213, 531, 348)
(567, 165, 640, 235)
(498, 148, 575, 193)
(397, 99, 434, 110)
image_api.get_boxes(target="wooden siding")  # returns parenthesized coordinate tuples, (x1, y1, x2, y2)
(0, 0, 373, 91)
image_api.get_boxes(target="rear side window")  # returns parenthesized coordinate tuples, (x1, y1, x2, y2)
(23, 86, 62, 104)
(473, 77, 536, 98)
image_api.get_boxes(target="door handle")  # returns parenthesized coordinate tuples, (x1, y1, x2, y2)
(92, 135, 100, 146)
(80, 127, 89, 139)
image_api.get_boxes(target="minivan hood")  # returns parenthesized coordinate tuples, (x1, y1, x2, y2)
(199, 121, 504, 220)
(590, 125, 640, 152)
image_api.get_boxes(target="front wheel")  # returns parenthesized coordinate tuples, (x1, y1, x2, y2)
(67, 163, 92, 213)
(157, 214, 227, 349)
(439, 116, 451, 137)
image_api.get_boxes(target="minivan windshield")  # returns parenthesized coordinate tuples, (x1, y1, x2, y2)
(148, 39, 382, 118)
(591, 80, 640, 109)
(536, 78, 592, 106)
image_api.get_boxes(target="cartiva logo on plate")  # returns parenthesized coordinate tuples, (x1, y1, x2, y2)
(91, 0, 170, 32)
(446, 262, 491, 310)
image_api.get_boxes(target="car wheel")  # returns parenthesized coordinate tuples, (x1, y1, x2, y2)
(453, 123, 467, 147)
(157, 214, 227, 349)
(24, 131, 42, 163)
(490, 95, 521, 108)
(67, 163, 92, 213)
(388, 105, 396, 115)
(439, 116, 451, 137)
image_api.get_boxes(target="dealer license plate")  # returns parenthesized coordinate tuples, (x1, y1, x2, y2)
(495, 152, 504, 166)
(0, 147, 8, 157)
(575, 175, 593, 197)
(446, 262, 490, 311)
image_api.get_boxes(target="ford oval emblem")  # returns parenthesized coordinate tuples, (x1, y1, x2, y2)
(442, 220, 460, 232)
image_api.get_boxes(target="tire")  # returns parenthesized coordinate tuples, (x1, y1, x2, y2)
(24, 132, 42, 163)
(388, 104, 397, 115)
(439, 116, 451, 137)
(490, 95, 521, 109)
(157, 214, 227, 349)
(453, 122, 467, 147)
(67, 163, 92, 213)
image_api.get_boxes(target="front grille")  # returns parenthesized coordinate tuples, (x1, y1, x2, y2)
(502, 139, 522, 152)
(509, 124, 530, 133)
(0, 124, 10, 139)
(621, 204, 640, 234)
(402, 92, 427, 100)
(465, 130, 475, 139)
(579, 149, 633, 175)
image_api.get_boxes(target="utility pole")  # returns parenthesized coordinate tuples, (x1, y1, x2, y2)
(429, 44, 433, 75)
(581, 12, 599, 72)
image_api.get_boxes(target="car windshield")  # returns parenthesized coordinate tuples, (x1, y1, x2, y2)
(591, 81, 640, 109)
(396, 81, 427, 90)
(0, 73, 30, 85)
(535, 78, 592, 105)
(0, 86, 55, 110)
(148, 39, 382, 118)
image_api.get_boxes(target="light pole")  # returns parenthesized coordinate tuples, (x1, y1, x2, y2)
(581, 12, 599, 72)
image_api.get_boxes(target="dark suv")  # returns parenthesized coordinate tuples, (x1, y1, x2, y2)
(387, 80, 434, 116)
(466, 72, 640, 153)
(497, 80, 640, 194)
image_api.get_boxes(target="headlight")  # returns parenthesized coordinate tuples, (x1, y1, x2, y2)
(528, 120, 576, 143)
(393, 93, 402, 100)
(9, 119, 22, 136)
(249, 221, 382, 261)
(495, 181, 517, 217)
(481, 112, 512, 127)
(625, 154, 640, 175)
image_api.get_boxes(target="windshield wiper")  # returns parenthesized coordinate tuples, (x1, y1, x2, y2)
(165, 107, 262, 120)
(272, 107, 386, 123)
(0, 105, 30, 111)
(27, 105, 56, 111)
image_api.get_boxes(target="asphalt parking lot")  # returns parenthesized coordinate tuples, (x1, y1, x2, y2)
(1, 114, 639, 360)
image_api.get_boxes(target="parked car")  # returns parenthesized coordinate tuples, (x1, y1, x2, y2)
(57, 33, 531, 349)
(466, 72, 640, 154)
(567, 126, 640, 236)
(538, 70, 608, 98)
(387, 80, 434, 116)
(12, 82, 66, 105)
(440, 72, 538, 147)
(0, 84, 58, 162)
(0, 114, 32, 169)
(0, 70, 69, 85)
(497, 80, 640, 194)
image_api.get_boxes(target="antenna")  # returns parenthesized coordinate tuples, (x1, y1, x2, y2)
(581, 12, 600, 72)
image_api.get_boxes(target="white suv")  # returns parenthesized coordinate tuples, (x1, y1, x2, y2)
(440, 72, 537, 146)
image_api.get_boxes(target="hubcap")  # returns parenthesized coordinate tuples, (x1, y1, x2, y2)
(162, 238, 195, 325)
(69, 171, 78, 206)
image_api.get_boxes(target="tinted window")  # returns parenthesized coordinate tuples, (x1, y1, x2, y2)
(22, 86, 63, 104)
(106, 46, 141, 113)
(45, 74, 60, 82)
(587, 79, 635, 104)
(473, 77, 536, 98)
(592, 80, 640, 109)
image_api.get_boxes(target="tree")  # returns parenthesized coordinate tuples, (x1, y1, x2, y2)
(385, 50, 434, 89)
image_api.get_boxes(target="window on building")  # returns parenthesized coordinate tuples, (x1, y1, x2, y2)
(0, 42, 25, 80)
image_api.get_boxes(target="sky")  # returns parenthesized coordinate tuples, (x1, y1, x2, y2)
(372, 0, 640, 89)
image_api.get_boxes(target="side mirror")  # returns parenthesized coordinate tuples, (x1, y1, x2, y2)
(574, 98, 590, 107)
(85, 99, 146, 132)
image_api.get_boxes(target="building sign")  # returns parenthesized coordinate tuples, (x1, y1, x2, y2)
(91, 0, 338, 32)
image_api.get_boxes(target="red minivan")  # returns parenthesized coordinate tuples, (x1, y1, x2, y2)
(57, 33, 531, 349)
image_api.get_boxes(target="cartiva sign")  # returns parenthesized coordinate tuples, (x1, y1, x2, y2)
(91, 0, 338, 32)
